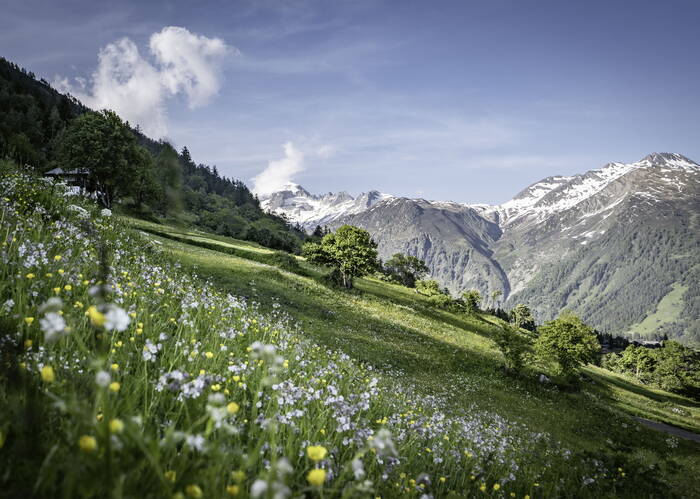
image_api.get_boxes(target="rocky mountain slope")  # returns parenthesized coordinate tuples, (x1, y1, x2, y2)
(262, 154, 700, 343)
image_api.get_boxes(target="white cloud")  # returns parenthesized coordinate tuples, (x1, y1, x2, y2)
(252, 142, 305, 195)
(55, 26, 230, 138)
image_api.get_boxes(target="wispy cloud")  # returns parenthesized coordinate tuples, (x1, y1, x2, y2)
(55, 26, 231, 137)
(252, 142, 305, 195)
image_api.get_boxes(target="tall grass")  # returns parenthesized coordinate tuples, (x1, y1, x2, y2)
(0, 166, 690, 498)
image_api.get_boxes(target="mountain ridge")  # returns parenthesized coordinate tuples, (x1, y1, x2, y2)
(261, 153, 700, 343)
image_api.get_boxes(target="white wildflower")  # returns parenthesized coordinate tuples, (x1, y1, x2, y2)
(100, 208, 112, 217)
(95, 370, 111, 388)
(104, 304, 130, 332)
(40, 312, 67, 343)
(251, 480, 268, 498)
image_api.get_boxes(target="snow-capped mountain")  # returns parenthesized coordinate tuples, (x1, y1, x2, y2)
(261, 153, 699, 344)
(259, 182, 393, 230)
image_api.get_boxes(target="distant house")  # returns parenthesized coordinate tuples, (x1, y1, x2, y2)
(44, 167, 89, 191)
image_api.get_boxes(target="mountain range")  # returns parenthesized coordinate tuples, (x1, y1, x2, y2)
(260, 153, 700, 344)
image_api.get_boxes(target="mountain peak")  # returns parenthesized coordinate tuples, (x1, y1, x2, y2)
(639, 152, 698, 168)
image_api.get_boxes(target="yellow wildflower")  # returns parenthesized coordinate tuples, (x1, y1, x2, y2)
(64, 284, 72, 291)
(205, 351, 214, 359)
(227, 402, 240, 414)
(164, 470, 177, 483)
(306, 445, 328, 462)
(493, 483, 500, 491)
(24, 339, 32, 349)
(109, 382, 121, 393)
(79, 435, 98, 453)
(307, 468, 326, 486)
(185, 484, 203, 498)
(231, 470, 245, 483)
(24, 317, 34, 326)
(109, 419, 124, 433)
(41, 365, 55, 382)
(25, 273, 35, 279)
(87, 306, 105, 327)
(111, 363, 119, 371)
(225, 485, 240, 496)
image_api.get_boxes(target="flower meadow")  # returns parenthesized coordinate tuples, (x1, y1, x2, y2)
(0, 166, 673, 498)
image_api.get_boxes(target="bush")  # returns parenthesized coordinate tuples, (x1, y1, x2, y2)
(493, 324, 529, 372)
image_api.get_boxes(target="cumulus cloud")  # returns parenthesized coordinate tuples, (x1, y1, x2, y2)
(55, 26, 229, 138)
(252, 142, 305, 195)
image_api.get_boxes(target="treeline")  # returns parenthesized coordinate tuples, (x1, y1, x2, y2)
(602, 342, 700, 397)
(0, 57, 305, 252)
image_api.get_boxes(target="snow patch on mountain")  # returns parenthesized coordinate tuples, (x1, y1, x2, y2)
(259, 182, 393, 230)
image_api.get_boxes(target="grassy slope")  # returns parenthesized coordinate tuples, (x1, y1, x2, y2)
(126, 218, 700, 484)
(627, 283, 688, 338)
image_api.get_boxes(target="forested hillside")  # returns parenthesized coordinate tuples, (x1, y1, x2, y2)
(0, 57, 305, 252)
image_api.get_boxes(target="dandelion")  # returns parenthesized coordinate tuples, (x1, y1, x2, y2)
(41, 365, 55, 382)
(109, 382, 121, 393)
(53, 255, 62, 261)
(307, 468, 327, 486)
(87, 306, 105, 327)
(79, 435, 97, 453)
(185, 484, 203, 498)
(25, 273, 35, 279)
(109, 419, 124, 433)
(306, 445, 328, 462)
(24, 317, 34, 326)
(493, 483, 501, 491)
(226, 402, 240, 415)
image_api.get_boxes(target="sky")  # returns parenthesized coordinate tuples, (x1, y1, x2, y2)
(2, 0, 699, 203)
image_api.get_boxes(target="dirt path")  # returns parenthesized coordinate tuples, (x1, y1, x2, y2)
(635, 417, 700, 443)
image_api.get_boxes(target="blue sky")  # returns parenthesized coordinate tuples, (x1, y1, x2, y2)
(2, 0, 699, 203)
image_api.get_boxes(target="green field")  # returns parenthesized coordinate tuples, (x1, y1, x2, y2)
(2, 170, 699, 499)
(627, 283, 688, 339)
(127, 218, 700, 478)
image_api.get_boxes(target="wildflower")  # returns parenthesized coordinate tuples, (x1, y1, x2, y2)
(25, 273, 35, 279)
(109, 382, 121, 393)
(104, 304, 130, 332)
(111, 363, 119, 371)
(307, 468, 327, 486)
(95, 371, 111, 387)
(250, 480, 268, 498)
(52, 287, 61, 294)
(24, 317, 34, 326)
(226, 485, 240, 496)
(231, 470, 246, 483)
(100, 208, 112, 217)
(53, 255, 62, 261)
(493, 483, 501, 491)
(185, 484, 203, 498)
(479, 483, 486, 492)
(79, 435, 98, 453)
(165, 470, 177, 482)
(307, 445, 328, 462)
(205, 351, 214, 359)
(41, 365, 55, 382)
(227, 402, 240, 415)
(24, 339, 32, 349)
(40, 312, 67, 343)
(109, 419, 124, 433)
(87, 306, 105, 327)
(64, 284, 72, 291)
